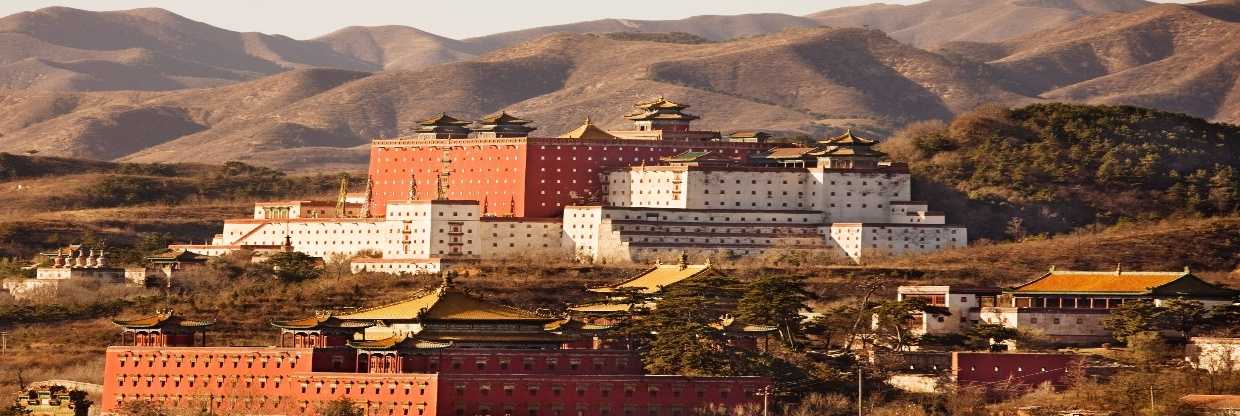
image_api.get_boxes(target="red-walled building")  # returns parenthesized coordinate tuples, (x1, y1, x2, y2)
(101, 280, 768, 416)
(366, 98, 777, 218)
(951, 352, 1082, 394)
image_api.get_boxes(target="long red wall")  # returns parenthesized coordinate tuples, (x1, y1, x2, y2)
(368, 138, 773, 218)
(101, 346, 766, 416)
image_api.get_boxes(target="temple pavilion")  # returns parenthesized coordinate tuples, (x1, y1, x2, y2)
(625, 97, 699, 132)
(272, 276, 570, 350)
(751, 129, 886, 169)
(112, 309, 213, 347)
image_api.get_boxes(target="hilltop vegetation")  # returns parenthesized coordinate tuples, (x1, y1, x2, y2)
(884, 103, 1240, 240)
(0, 154, 356, 257)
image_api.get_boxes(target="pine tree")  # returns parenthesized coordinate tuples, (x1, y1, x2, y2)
(641, 273, 744, 376)
(736, 275, 813, 347)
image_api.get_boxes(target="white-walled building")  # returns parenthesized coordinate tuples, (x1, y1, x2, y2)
(172, 131, 968, 270)
(897, 286, 1001, 336)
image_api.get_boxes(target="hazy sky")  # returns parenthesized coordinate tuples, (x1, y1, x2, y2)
(1, 0, 1197, 40)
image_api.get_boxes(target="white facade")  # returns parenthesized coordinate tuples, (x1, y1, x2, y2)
(897, 286, 999, 336)
(605, 166, 925, 224)
(180, 199, 573, 275)
(176, 162, 966, 270)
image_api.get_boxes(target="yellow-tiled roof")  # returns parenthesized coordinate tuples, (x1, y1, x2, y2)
(567, 302, 657, 313)
(559, 118, 618, 140)
(589, 263, 712, 294)
(1013, 270, 1188, 294)
(336, 287, 552, 322)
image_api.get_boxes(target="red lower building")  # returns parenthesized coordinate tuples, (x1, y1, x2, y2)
(366, 98, 777, 218)
(951, 352, 1082, 394)
(101, 280, 768, 416)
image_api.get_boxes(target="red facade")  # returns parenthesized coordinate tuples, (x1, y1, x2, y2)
(101, 346, 766, 416)
(951, 352, 1081, 393)
(366, 138, 773, 218)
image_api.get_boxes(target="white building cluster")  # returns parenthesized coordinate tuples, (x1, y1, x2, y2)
(175, 131, 967, 272)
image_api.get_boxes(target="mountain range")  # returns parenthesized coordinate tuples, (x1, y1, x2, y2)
(0, 0, 1235, 170)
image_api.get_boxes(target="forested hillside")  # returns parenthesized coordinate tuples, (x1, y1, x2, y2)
(883, 103, 1240, 239)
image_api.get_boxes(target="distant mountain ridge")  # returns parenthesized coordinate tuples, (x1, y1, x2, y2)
(0, 1, 1236, 171)
(0, 1, 1163, 86)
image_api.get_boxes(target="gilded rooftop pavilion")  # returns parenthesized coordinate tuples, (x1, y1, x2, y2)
(101, 271, 772, 416)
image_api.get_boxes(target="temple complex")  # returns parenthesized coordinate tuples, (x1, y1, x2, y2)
(898, 267, 1238, 346)
(100, 278, 768, 416)
(171, 98, 964, 269)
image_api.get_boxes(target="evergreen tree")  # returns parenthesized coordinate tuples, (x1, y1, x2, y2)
(641, 273, 744, 376)
(1158, 299, 1210, 339)
(962, 323, 1019, 350)
(1104, 301, 1162, 341)
(1209, 165, 1240, 213)
(267, 251, 322, 282)
(736, 275, 813, 347)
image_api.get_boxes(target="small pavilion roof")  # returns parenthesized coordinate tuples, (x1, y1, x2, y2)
(347, 333, 452, 350)
(559, 117, 618, 140)
(336, 281, 556, 323)
(145, 249, 210, 263)
(711, 316, 778, 333)
(819, 129, 878, 146)
(625, 97, 699, 121)
(478, 111, 533, 125)
(418, 113, 470, 126)
(270, 313, 375, 330)
(588, 261, 714, 294)
(112, 310, 213, 329)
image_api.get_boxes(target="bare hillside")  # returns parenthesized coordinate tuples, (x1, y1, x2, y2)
(809, 0, 1153, 48)
(0, 6, 375, 91)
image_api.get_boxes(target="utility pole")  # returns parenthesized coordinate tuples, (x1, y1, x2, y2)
(1, 331, 7, 358)
(857, 365, 864, 416)
(756, 385, 771, 416)
(1149, 383, 1156, 411)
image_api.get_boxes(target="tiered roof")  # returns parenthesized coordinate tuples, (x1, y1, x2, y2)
(559, 117, 618, 140)
(814, 129, 885, 158)
(113, 310, 213, 330)
(415, 113, 471, 135)
(472, 111, 536, 135)
(625, 97, 700, 121)
(711, 316, 778, 334)
(1012, 267, 1237, 298)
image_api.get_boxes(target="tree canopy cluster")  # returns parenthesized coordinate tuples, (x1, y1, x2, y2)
(883, 103, 1240, 239)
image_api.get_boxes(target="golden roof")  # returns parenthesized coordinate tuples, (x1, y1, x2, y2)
(633, 96, 689, 110)
(568, 302, 657, 313)
(113, 310, 213, 329)
(588, 263, 713, 294)
(348, 333, 452, 350)
(559, 117, 618, 140)
(336, 285, 554, 322)
(270, 313, 374, 330)
(820, 129, 878, 146)
(1013, 269, 1189, 294)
